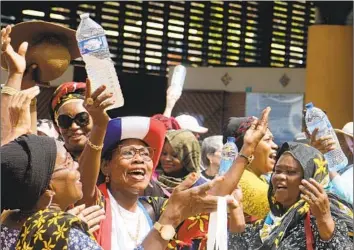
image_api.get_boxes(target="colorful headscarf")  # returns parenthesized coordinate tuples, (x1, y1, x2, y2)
(259, 142, 353, 249)
(49, 82, 86, 123)
(223, 117, 256, 150)
(16, 208, 95, 249)
(157, 129, 201, 190)
(151, 114, 181, 130)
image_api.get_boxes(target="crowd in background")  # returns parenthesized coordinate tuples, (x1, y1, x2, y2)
(0, 20, 353, 250)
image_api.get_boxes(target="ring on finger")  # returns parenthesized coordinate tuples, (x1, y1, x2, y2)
(86, 97, 94, 105)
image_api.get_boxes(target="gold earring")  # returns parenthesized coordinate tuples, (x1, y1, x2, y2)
(105, 175, 110, 183)
(46, 194, 53, 209)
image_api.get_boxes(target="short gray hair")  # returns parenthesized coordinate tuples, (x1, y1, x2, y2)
(201, 135, 223, 167)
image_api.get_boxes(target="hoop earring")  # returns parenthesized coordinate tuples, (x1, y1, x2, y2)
(105, 175, 110, 183)
(46, 194, 53, 209)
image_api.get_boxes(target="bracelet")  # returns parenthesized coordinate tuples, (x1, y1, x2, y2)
(238, 152, 254, 167)
(87, 139, 103, 150)
(1, 86, 19, 96)
(30, 98, 37, 106)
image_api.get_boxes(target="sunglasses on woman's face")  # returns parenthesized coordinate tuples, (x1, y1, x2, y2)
(57, 112, 90, 129)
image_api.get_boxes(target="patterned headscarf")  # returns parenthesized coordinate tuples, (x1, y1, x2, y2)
(49, 82, 86, 123)
(259, 142, 353, 249)
(223, 117, 256, 150)
(157, 129, 201, 190)
(16, 208, 95, 249)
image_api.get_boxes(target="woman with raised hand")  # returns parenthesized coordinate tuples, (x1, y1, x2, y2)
(1, 22, 80, 138)
(220, 114, 278, 222)
(228, 142, 353, 249)
(94, 117, 240, 250)
(78, 106, 271, 250)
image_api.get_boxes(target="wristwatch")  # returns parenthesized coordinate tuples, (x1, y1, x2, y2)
(238, 152, 254, 167)
(153, 221, 176, 241)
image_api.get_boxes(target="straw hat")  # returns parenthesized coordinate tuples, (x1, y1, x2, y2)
(1, 21, 81, 82)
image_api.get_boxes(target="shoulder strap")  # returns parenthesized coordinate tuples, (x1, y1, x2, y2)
(305, 211, 314, 250)
(139, 199, 156, 225)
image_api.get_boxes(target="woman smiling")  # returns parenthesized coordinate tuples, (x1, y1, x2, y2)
(228, 142, 353, 249)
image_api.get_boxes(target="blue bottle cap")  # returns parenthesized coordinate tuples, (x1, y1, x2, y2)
(305, 102, 314, 109)
(227, 137, 235, 143)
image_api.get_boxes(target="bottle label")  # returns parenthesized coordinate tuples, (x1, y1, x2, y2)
(222, 144, 237, 160)
(78, 35, 108, 55)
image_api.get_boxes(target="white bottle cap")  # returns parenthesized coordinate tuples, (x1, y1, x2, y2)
(80, 13, 90, 19)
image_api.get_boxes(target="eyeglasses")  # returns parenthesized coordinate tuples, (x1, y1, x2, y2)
(52, 153, 75, 178)
(57, 112, 90, 129)
(118, 146, 155, 161)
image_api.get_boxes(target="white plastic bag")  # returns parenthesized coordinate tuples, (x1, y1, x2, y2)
(207, 196, 228, 250)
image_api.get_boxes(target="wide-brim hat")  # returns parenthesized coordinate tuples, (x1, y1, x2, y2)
(1, 21, 81, 82)
(334, 122, 353, 138)
(102, 117, 167, 169)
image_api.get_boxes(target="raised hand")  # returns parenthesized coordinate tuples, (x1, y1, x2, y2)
(160, 173, 236, 227)
(299, 178, 335, 240)
(67, 204, 106, 233)
(83, 78, 115, 129)
(300, 178, 331, 221)
(310, 128, 336, 154)
(163, 86, 181, 117)
(243, 107, 271, 151)
(1, 25, 28, 75)
(9, 86, 40, 135)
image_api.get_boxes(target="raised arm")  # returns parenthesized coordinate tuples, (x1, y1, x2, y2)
(162, 86, 181, 118)
(77, 78, 114, 206)
(1, 86, 40, 145)
(141, 174, 237, 250)
(1, 25, 40, 140)
(209, 107, 271, 196)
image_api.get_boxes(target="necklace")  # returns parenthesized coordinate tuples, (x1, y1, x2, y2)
(117, 204, 141, 246)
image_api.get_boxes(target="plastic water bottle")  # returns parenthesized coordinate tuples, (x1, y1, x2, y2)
(76, 13, 124, 109)
(169, 65, 186, 98)
(304, 102, 348, 171)
(218, 137, 238, 175)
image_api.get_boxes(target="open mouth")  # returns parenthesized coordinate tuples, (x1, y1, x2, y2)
(127, 169, 146, 180)
(269, 152, 277, 161)
(276, 185, 287, 190)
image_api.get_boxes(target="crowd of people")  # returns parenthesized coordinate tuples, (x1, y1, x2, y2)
(1, 20, 353, 250)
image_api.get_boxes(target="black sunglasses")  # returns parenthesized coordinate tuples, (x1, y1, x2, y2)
(57, 112, 90, 129)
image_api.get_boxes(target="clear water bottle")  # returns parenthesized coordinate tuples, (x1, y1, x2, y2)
(76, 13, 124, 109)
(169, 65, 186, 98)
(218, 137, 238, 175)
(305, 102, 348, 171)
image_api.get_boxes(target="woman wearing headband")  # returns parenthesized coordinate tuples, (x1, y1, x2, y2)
(1, 22, 80, 141)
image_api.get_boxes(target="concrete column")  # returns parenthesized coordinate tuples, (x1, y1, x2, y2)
(305, 25, 353, 127)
